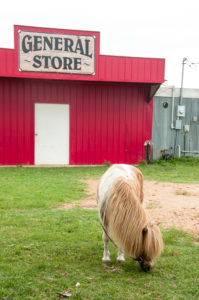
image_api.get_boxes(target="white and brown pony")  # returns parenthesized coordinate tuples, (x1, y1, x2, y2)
(97, 164, 163, 272)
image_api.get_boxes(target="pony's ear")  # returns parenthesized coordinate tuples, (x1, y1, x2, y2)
(142, 227, 148, 236)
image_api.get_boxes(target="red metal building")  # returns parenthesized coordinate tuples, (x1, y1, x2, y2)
(0, 25, 165, 165)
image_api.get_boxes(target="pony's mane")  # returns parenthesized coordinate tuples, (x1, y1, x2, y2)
(107, 177, 163, 260)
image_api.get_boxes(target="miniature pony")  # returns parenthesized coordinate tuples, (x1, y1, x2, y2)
(97, 164, 163, 272)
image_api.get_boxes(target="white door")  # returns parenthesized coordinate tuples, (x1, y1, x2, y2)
(35, 103, 69, 165)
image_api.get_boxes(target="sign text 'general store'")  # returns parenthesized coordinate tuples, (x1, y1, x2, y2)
(18, 30, 95, 75)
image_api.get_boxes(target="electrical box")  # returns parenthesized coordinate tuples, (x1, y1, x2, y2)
(192, 116, 197, 122)
(177, 105, 185, 118)
(184, 125, 190, 133)
(175, 119, 182, 130)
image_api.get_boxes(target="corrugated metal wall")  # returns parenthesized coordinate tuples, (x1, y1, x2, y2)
(98, 56, 165, 83)
(0, 25, 165, 84)
(152, 88, 199, 159)
(0, 48, 165, 84)
(0, 77, 153, 165)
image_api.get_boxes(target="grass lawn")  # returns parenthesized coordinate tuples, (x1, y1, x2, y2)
(0, 159, 199, 299)
(138, 156, 199, 184)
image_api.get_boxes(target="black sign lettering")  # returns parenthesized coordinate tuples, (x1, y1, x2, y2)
(51, 56, 62, 69)
(43, 36, 53, 50)
(22, 35, 32, 53)
(63, 57, 73, 70)
(54, 37, 63, 51)
(74, 58, 81, 70)
(42, 56, 51, 69)
(64, 38, 74, 52)
(33, 55, 42, 68)
(33, 36, 42, 51)
(75, 39, 84, 55)
(85, 40, 92, 58)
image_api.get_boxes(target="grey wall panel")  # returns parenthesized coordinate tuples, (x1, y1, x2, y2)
(152, 94, 199, 159)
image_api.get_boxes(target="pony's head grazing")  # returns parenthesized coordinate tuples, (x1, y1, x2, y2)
(137, 222, 163, 272)
(107, 176, 163, 272)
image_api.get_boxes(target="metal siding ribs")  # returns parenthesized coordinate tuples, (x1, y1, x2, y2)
(0, 48, 165, 84)
(0, 79, 153, 165)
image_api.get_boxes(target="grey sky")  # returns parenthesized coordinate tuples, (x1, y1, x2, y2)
(0, 0, 199, 88)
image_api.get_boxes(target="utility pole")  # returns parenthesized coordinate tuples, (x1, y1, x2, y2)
(179, 57, 187, 105)
(175, 57, 187, 157)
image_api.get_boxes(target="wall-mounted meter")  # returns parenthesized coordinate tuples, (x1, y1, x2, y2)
(177, 105, 185, 118)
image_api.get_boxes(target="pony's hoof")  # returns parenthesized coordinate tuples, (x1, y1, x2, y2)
(102, 259, 111, 264)
(117, 259, 125, 264)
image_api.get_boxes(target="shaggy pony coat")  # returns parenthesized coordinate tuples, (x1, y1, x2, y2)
(97, 164, 163, 266)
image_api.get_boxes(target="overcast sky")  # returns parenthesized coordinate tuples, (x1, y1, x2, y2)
(0, 0, 199, 88)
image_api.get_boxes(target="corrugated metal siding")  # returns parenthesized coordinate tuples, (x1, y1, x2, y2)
(0, 49, 16, 76)
(98, 56, 165, 83)
(0, 48, 165, 84)
(0, 78, 153, 165)
(152, 95, 199, 159)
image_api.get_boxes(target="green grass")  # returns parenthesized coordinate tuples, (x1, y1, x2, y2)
(138, 157, 199, 183)
(0, 166, 108, 209)
(0, 159, 199, 299)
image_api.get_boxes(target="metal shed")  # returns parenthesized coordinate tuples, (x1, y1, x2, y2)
(152, 87, 199, 159)
(0, 25, 165, 165)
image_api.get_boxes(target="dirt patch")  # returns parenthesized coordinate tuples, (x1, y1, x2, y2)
(59, 179, 98, 210)
(144, 181, 199, 237)
(60, 179, 199, 237)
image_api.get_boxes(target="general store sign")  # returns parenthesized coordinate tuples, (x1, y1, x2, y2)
(18, 30, 95, 75)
